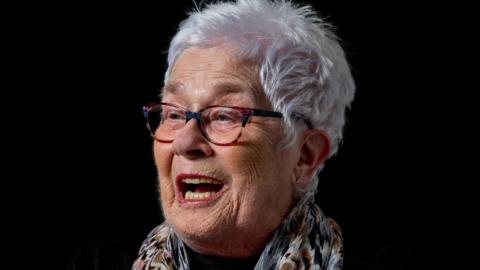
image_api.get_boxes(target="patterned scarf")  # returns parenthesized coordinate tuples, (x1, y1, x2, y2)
(132, 193, 343, 270)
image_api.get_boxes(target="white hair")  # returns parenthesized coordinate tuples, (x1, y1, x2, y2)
(164, 0, 355, 195)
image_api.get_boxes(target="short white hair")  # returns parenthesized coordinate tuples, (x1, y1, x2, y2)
(164, 0, 355, 195)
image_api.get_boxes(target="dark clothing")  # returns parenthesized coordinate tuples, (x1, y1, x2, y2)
(185, 245, 260, 270)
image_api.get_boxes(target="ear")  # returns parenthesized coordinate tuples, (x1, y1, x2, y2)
(293, 129, 331, 186)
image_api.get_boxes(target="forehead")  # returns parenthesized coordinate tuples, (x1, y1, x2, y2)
(163, 45, 264, 106)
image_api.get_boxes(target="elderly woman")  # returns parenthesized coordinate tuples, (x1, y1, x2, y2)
(135, 0, 355, 269)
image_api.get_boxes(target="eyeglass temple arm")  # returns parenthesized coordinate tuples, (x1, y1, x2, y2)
(252, 109, 313, 129)
(251, 109, 283, 118)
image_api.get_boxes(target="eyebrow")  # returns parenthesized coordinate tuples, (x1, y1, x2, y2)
(162, 81, 260, 104)
(162, 82, 183, 95)
(213, 82, 261, 105)
(213, 82, 249, 96)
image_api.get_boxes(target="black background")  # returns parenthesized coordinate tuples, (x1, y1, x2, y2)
(11, 0, 456, 269)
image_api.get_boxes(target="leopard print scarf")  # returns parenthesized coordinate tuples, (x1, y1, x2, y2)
(132, 193, 343, 270)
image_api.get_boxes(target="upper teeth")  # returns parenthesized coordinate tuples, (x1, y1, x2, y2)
(182, 178, 223, 185)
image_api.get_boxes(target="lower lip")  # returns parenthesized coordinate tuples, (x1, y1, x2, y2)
(176, 185, 228, 208)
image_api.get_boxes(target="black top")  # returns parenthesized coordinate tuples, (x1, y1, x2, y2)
(185, 245, 260, 270)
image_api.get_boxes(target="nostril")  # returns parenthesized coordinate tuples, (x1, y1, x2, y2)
(185, 149, 206, 158)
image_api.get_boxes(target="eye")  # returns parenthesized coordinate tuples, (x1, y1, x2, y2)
(205, 108, 245, 131)
(210, 109, 240, 123)
(162, 108, 185, 121)
(216, 113, 233, 122)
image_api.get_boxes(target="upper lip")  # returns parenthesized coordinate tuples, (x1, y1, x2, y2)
(176, 173, 225, 184)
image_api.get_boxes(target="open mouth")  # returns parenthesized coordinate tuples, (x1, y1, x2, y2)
(176, 175, 225, 202)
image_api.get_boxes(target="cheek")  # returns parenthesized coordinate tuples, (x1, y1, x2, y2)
(227, 136, 295, 230)
(153, 143, 175, 205)
(241, 128, 282, 177)
(244, 144, 275, 184)
(154, 142, 173, 177)
(229, 128, 290, 197)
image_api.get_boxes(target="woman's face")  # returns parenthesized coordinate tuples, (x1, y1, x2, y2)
(155, 44, 302, 258)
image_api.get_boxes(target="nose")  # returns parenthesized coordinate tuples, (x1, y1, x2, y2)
(171, 117, 214, 159)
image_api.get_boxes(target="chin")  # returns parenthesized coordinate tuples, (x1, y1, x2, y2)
(170, 215, 232, 251)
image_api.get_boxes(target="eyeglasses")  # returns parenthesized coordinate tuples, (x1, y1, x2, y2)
(142, 102, 285, 145)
